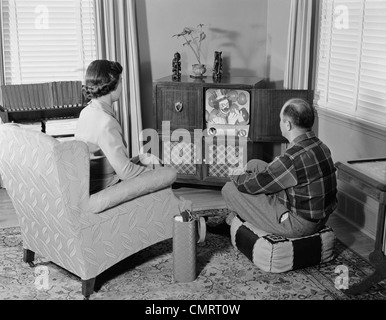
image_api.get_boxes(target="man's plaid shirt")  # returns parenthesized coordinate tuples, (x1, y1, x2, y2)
(232, 131, 338, 221)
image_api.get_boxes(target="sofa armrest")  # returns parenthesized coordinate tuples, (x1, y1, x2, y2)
(87, 166, 177, 214)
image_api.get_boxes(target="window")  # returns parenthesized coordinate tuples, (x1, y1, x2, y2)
(1, 0, 97, 84)
(315, 0, 386, 127)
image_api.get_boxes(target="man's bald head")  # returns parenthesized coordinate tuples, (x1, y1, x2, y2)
(281, 98, 314, 130)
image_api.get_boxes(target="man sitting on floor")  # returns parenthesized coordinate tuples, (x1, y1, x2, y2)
(210, 98, 338, 238)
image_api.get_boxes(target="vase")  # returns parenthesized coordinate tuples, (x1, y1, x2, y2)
(191, 64, 206, 77)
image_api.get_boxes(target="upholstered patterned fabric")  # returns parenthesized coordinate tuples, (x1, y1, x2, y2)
(0, 124, 188, 281)
(231, 215, 336, 273)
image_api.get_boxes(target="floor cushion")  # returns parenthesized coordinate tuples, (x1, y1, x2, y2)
(230, 215, 336, 273)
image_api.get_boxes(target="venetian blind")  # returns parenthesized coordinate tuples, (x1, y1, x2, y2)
(314, 0, 386, 127)
(1, 0, 97, 84)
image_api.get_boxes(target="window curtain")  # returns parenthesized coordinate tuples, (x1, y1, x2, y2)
(0, 3, 5, 105)
(94, 0, 143, 157)
(284, 0, 320, 90)
(0, 5, 4, 188)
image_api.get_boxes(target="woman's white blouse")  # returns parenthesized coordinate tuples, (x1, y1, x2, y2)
(75, 99, 148, 191)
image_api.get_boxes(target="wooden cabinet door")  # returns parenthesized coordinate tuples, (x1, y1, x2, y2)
(156, 85, 203, 131)
(251, 89, 313, 142)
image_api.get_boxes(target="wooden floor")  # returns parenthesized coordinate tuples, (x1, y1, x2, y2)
(0, 186, 375, 263)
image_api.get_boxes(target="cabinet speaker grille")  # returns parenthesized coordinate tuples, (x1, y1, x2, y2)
(163, 141, 197, 175)
(207, 144, 244, 178)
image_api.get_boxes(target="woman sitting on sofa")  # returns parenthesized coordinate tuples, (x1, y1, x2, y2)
(75, 59, 161, 194)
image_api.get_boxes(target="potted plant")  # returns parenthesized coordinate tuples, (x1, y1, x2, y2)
(173, 24, 207, 77)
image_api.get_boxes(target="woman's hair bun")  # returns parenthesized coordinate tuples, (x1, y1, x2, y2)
(83, 60, 123, 99)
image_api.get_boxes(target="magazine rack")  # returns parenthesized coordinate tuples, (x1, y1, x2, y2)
(336, 159, 386, 294)
(0, 81, 85, 136)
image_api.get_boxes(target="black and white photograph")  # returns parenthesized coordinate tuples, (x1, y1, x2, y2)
(0, 0, 385, 309)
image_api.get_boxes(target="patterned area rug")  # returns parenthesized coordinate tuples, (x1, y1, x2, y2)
(0, 208, 386, 300)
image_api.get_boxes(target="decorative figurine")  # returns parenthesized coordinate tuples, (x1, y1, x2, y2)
(212, 51, 223, 81)
(172, 52, 181, 81)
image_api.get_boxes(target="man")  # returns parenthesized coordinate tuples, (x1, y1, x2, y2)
(211, 98, 337, 238)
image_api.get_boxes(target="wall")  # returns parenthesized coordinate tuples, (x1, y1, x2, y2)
(136, 0, 292, 130)
(266, 0, 291, 88)
(265, 0, 291, 157)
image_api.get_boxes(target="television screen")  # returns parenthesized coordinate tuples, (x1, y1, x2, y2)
(205, 88, 250, 137)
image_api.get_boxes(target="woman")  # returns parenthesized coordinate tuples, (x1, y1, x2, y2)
(75, 59, 159, 194)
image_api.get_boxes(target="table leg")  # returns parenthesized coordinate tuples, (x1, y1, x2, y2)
(345, 204, 386, 295)
(345, 249, 386, 295)
(345, 269, 385, 295)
